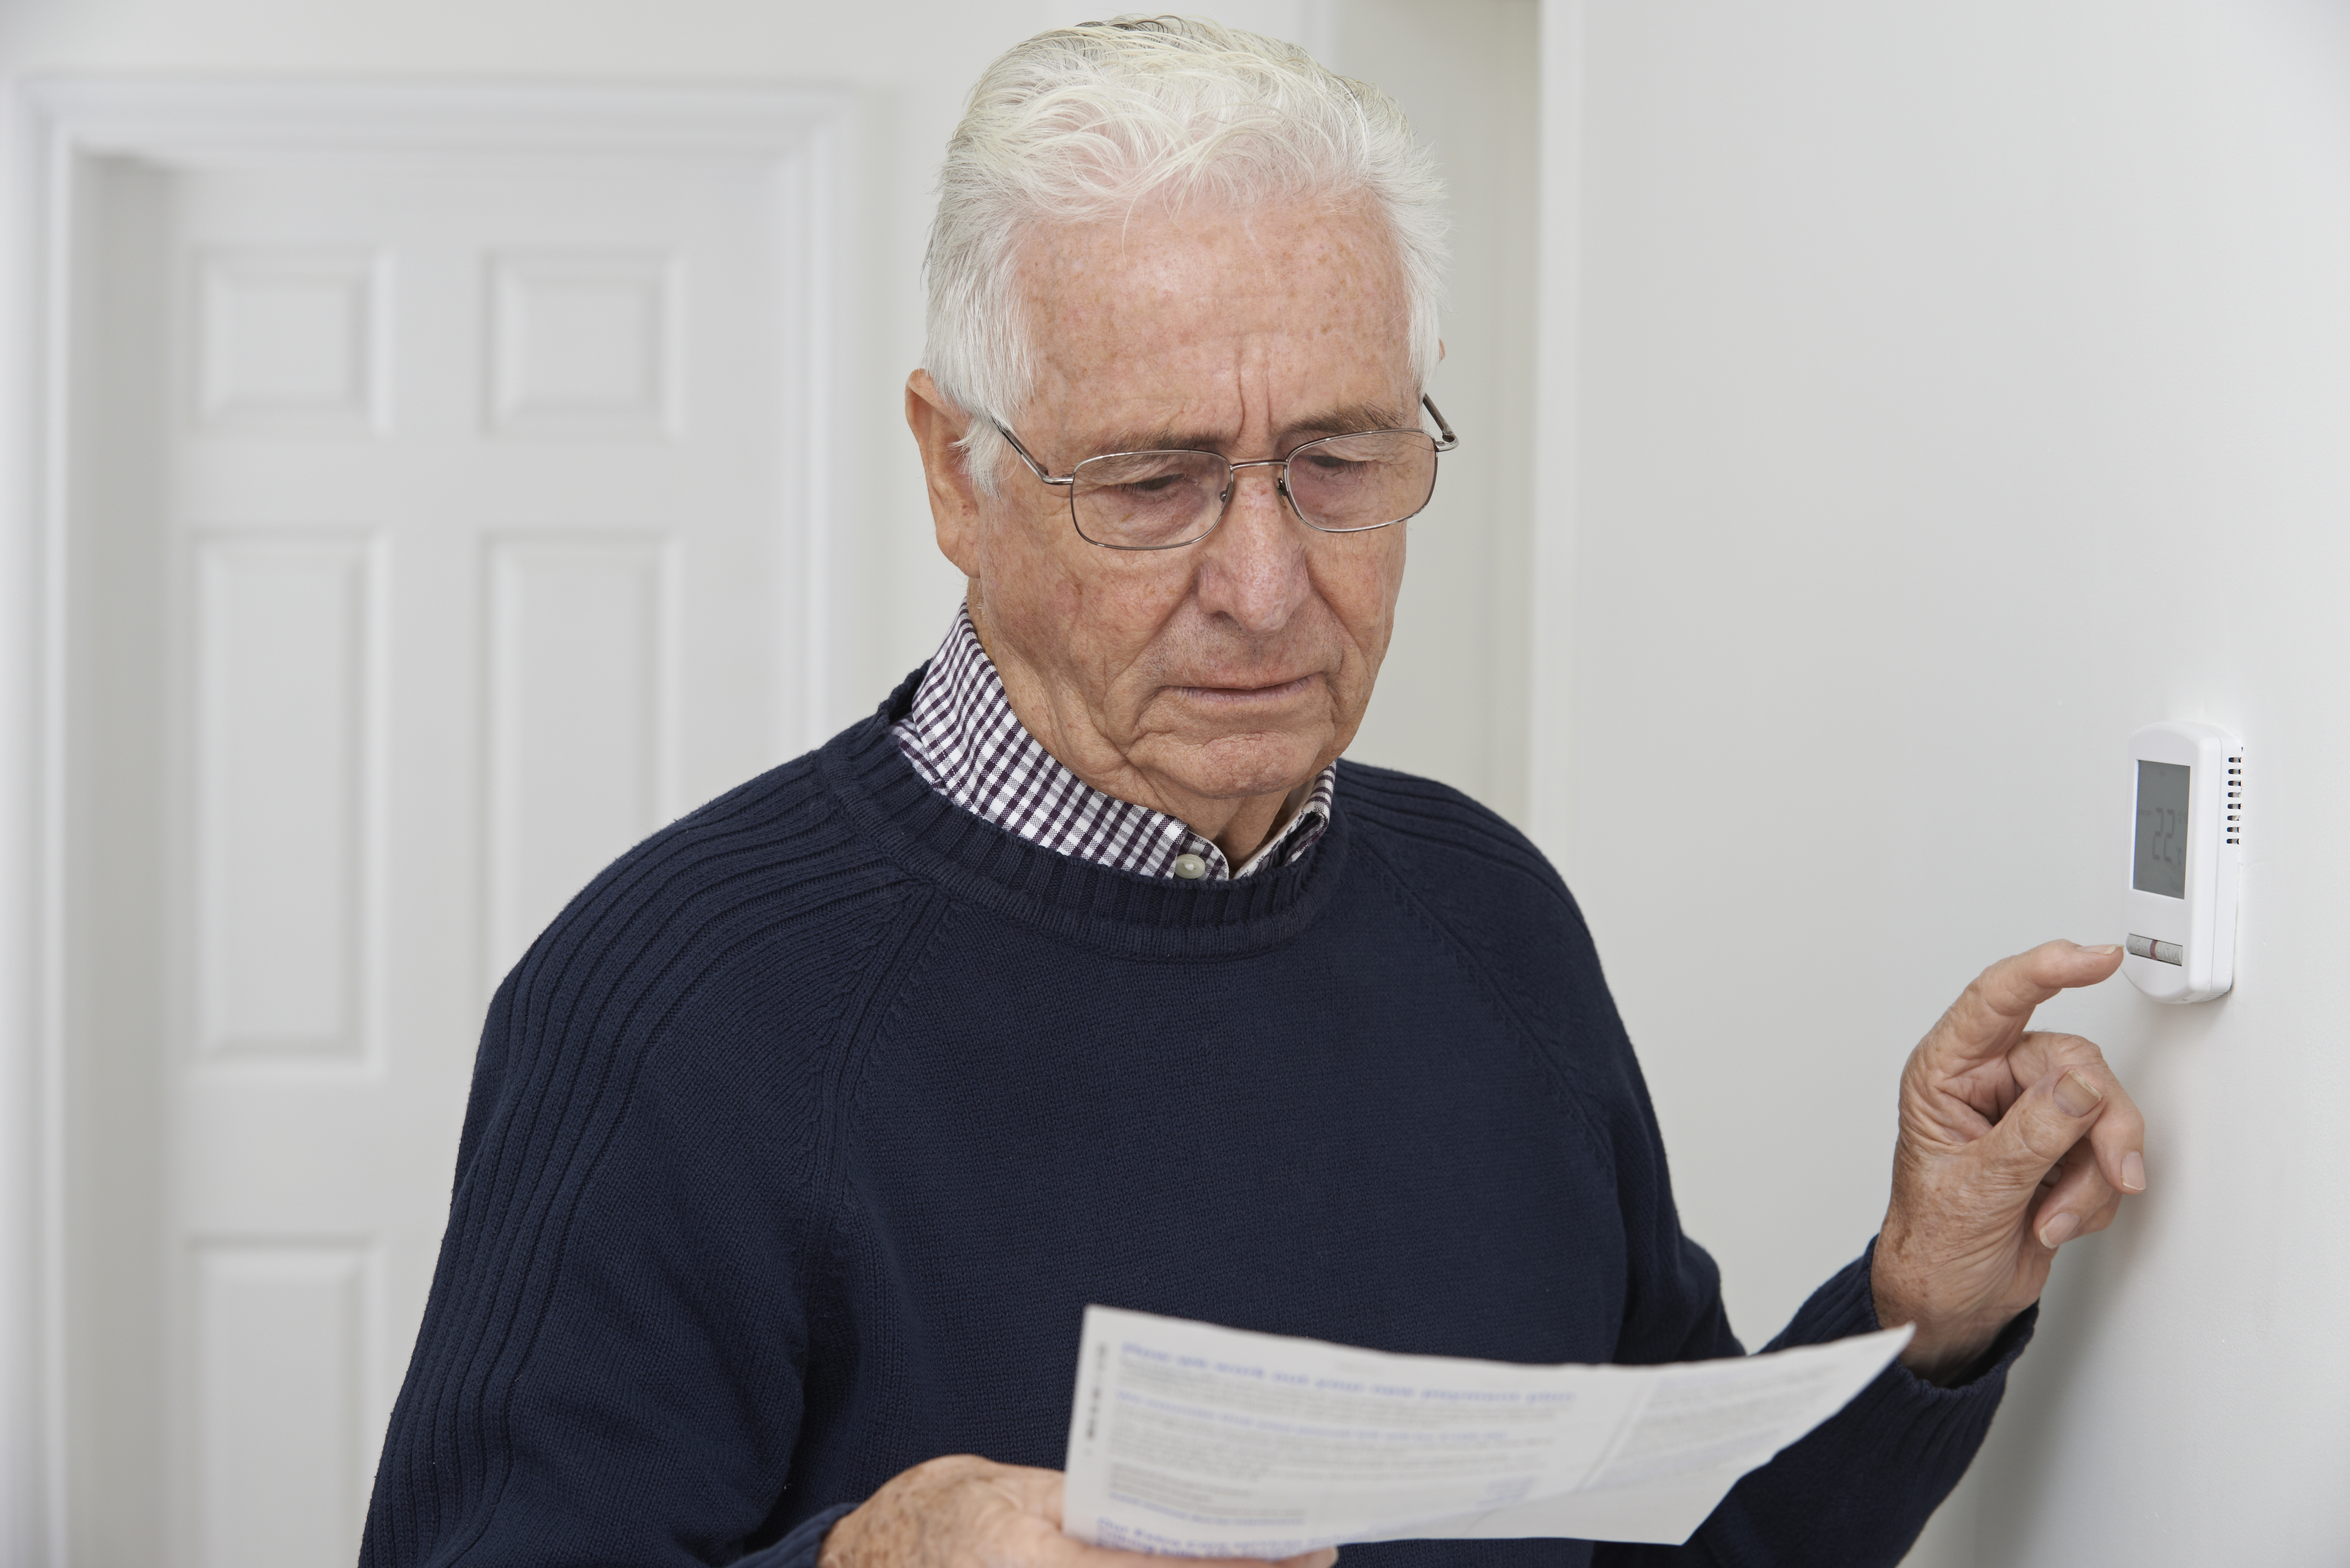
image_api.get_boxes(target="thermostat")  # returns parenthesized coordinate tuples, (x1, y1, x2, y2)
(2122, 720, 2242, 1003)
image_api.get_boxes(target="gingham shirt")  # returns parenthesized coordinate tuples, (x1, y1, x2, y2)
(892, 605, 1337, 881)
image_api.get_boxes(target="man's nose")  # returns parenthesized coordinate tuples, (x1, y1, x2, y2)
(1193, 462, 1313, 634)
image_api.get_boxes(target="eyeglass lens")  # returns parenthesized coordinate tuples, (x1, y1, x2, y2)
(1068, 429, 1439, 550)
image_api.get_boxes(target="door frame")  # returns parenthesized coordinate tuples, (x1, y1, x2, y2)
(0, 75, 859, 1565)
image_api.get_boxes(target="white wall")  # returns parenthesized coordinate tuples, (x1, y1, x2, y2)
(1537, 2, 2350, 1561)
(1322, 0, 1538, 820)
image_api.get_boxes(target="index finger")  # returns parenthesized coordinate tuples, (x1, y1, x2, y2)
(1919, 940, 2124, 1073)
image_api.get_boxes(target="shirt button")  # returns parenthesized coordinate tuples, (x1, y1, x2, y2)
(1172, 853, 1208, 880)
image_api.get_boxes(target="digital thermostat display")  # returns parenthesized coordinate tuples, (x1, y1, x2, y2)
(2121, 721, 2241, 1004)
(2131, 760, 2190, 899)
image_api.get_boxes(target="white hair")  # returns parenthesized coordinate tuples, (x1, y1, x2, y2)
(923, 14, 1449, 491)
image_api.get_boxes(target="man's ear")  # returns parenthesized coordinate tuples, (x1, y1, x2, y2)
(906, 370, 984, 579)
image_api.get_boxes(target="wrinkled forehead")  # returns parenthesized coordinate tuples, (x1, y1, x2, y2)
(1012, 193, 1416, 441)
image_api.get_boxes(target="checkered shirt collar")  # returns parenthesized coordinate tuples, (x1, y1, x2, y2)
(891, 605, 1337, 882)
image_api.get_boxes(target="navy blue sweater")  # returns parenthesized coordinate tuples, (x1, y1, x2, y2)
(362, 672, 2030, 1568)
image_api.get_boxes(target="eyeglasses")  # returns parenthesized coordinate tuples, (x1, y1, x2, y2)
(994, 395, 1460, 552)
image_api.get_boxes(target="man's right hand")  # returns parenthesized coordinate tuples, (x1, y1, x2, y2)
(817, 1455, 1337, 1568)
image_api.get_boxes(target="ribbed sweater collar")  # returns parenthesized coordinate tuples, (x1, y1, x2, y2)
(819, 667, 1350, 961)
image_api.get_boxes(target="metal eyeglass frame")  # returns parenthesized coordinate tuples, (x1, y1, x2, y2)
(992, 394, 1460, 552)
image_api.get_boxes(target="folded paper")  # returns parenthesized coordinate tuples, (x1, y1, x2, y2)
(1062, 1305, 1911, 1557)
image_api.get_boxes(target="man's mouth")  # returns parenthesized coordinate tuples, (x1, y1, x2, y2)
(1173, 674, 1318, 703)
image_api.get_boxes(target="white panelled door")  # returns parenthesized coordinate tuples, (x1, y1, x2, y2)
(45, 84, 847, 1568)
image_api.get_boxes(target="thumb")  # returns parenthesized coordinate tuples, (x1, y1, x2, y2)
(1972, 1067, 2107, 1193)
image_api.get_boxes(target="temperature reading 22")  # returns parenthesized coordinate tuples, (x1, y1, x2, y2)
(2131, 759, 2191, 901)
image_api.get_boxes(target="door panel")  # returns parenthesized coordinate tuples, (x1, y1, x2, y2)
(484, 534, 675, 983)
(193, 534, 374, 1063)
(63, 115, 826, 1568)
(192, 1242, 373, 1568)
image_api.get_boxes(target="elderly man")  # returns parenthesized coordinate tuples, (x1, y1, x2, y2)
(363, 18, 2146, 1568)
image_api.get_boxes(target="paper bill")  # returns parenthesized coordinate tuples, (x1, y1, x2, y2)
(1061, 1305, 1911, 1557)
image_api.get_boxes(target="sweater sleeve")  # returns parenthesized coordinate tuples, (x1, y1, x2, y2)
(360, 977, 822, 1566)
(736, 1505, 858, 1568)
(359, 767, 894, 1567)
(1596, 1238, 2034, 1568)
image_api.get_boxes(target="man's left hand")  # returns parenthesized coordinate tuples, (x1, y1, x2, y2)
(1871, 940, 2146, 1384)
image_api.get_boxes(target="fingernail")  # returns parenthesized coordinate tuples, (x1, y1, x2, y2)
(2054, 1070, 2103, 1117)
(2083, 943, 2122, 955)
(2040, 1211, 2080, 1248)
(2122, 1151, 2146, 1192)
